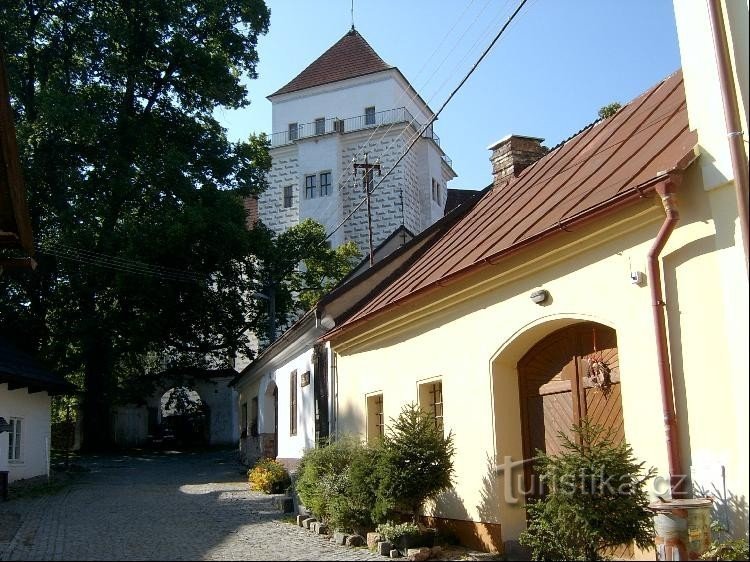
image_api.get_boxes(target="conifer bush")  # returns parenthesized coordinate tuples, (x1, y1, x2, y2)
(519, 421, 656, 561)
(375, 403, 455, 523)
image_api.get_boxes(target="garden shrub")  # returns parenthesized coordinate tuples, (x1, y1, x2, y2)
(296, 437, 382, 533)
(519, 421, 656, 561)
(376, 521, 421, 545)
(247, 458, 291, 494)
(701, 522, 750, 561)
(375, 402, 455, 522)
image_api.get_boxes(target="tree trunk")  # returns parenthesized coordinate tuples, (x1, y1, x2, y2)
(79, 291, 114, 452)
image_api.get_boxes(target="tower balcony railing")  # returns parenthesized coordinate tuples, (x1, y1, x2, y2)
(270, 107, 442, 148)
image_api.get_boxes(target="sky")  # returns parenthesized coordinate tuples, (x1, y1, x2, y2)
(215, 0, 683, 191)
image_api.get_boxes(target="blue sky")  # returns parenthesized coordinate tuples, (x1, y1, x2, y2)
(215, 0, 682, 191)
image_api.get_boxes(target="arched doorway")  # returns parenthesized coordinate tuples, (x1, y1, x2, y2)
(517, 322, 622, 497)
(159, 387, 209, 447)
(261, 380, 278, 459)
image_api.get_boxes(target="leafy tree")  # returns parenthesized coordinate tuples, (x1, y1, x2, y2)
(598, 102, 622, 120)
(0, 0, 270, 450)
(376, 403, 455, 523)
(519, 421, 656, 561)
(248, 219, 360, 343)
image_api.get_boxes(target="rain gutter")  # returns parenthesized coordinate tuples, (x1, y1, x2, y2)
(706, 0, 750, 274)
(647, 177, 687, 499)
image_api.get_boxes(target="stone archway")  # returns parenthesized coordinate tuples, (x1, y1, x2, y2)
(158, 386, 209, 447)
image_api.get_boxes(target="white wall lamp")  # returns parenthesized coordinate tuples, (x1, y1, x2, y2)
(530, 289, 550, 305)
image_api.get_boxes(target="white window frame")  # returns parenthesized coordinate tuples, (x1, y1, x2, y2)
(288, 122, 299, 141)
(283, 185, 294, 208)
(319, 171, 332, 197)
(314, 117, 325, 135)
(365, 106, 376, 126)
(305, 175, 317, 199)
(418, 378, 444, 433)
(8, 417, 22, 462)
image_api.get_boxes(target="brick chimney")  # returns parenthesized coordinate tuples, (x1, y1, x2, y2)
(488, 135, 547, 187)
(243, 195, 259, 229)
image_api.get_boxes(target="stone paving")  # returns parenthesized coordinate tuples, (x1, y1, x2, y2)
(0, 450, 382, 561)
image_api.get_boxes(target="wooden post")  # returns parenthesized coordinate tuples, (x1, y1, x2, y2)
(353, 154, 381, 266)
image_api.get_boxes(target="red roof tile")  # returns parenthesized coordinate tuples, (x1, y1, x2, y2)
(332, 70, 697, 336)
(269, 29, 392, 97)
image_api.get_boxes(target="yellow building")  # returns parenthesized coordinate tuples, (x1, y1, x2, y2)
(325, 2, 748, 552)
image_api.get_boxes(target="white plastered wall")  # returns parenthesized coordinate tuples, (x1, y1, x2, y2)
(333, 166, 749, 540)
(0, 384, 51, 483)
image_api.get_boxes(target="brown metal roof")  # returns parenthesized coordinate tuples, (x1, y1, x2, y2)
(269, 29, 393, 98)
(445, 188, 484, 215)
(333, 70, 697, 336)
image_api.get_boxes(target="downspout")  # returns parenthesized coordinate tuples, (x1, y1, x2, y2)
(706, 0, 750, 274)
(647, 178, 686, 498)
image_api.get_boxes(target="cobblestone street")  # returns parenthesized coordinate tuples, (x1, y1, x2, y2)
(0, 450, 381, 561)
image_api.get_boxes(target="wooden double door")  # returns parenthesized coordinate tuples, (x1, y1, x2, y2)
(518, 322, 623, 496)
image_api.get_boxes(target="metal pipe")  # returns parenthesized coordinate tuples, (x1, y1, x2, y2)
(647, 178, 686, 498)
(706, 0, 750, 274)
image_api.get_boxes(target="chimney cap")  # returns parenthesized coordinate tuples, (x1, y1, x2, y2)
(487, 134, 545, 151)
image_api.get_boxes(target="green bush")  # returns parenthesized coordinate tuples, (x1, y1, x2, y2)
(375, 403, 455, 522)
(376, 521, 421, 544)
(519, 421, 656, 561)
(247, 458, 291, 494)
(296, 437, 382, 534)
(701, 522, 750, 561)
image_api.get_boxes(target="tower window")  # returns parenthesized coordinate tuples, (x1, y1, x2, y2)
(305, 175, 317, 199)
(365, 106, 376, 126)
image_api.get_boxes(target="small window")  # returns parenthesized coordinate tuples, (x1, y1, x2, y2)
(250, 397, 259, 437)
(432, 179, 439, 203)
(290, 370, 298, 436)
(8, 418, 22, 462)
(315, 117, 325, 135)
(288, 122, 298, 141)
(419, 381, 443, 432)
(283, 185, 293, 208)
(240, 403, 248, 438)
(365, 106, 376, 126)
(305, 175, 317, 199)
(319, 172, 331, 197)
(366, 394, 384, 442)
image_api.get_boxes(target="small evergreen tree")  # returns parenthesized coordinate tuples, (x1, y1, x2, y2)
(519, 421, 656, 561)
(376, 403, 455, 523)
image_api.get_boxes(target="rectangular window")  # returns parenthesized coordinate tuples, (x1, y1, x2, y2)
(366, 394, 384, 442)
(319, 172, 331, 197)
(315, 117, 325, 135)
(305, 175, 317, 199)
(283, 185, 293, 208)
(290, 370, 298, 436)
(419, 381, 443, 432)
(251, 397, 259, 437)
(365, 106, 376, 126)
(8, 418, 22, 461)
(288, 122, 298, 141)
(240, 403, 248, 437)
(432, 178, 439, 203)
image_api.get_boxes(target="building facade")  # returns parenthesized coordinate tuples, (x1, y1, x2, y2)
(259, 28, 456, 252)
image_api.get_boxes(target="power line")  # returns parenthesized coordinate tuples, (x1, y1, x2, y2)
(325, 0, 531, 242)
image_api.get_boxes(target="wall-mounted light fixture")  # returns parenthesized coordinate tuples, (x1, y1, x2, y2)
(530, 289, 550, 305)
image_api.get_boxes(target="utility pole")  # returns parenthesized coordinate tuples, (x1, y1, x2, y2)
(353, 154, 381, 266)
